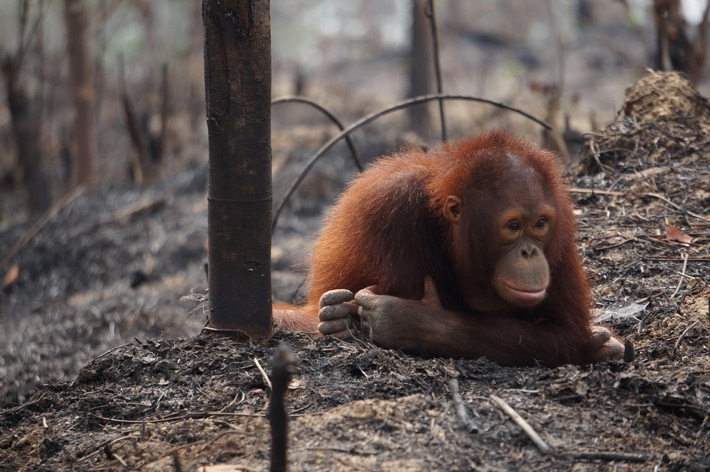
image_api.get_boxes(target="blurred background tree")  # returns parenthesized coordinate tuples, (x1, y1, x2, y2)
(0, 0, 708, 224)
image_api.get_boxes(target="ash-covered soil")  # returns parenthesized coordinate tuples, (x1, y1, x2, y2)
(1, 71, 708, 471)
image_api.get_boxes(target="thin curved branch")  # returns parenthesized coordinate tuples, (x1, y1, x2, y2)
(272, 93, 550, 231)
(272, 95, 364, 171)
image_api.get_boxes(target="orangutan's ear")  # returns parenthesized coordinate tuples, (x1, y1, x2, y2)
(444, 196, 462, 223)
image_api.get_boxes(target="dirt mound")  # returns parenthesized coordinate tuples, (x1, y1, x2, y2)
(1, 72, 708, 470)
(623, 69, 710, 122)
(580, 70, 710, 172)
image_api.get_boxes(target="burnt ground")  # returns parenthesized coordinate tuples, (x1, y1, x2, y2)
(0, 70, 708, 471)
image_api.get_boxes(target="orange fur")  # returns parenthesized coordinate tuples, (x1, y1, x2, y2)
(274, 131, 601, 365)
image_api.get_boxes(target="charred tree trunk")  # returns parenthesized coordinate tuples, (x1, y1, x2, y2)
(203, 0, 272, 338)
(2, 56, 49, 213)
(64, 0, 95, 187)
(653, 0, 710, 84)
(1, 0, 50, 214)
(407, 0, 433, 139)
(188, 0, 206, 127)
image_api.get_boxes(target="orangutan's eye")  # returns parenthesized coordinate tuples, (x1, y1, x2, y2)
(534, 218, 546, 229)
(507, 221, 521, 231)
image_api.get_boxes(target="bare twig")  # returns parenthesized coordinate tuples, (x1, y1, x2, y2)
(75, 434, 138, 464)
(0, 393, 47, 415)
(595, 238, 636, 252)
(674, 320, 700, 350)
(447, 378, 478, 432)
(670, 252, 689, 298)
(217, 389, 246, 413)
(272, 93, 550, 230)
(645, 257, 710, 262)
(91, 410, 262, 425)
(490, 394, 552, 454)
(645, 193, 710, 222)
(304, 446, 379, 455)
(254, 356, 272, 390)
(560, 451, 648, 463)
(109, 452, 127, 467)
(568, 187, 624, 196)
(490, 394, 647, 462)
(93, 342, 133, 362)
(272, 95, 363, 170)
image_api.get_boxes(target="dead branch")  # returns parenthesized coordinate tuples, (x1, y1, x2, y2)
(674, 319, 700, 350)
(490, 394, 648, 462)
(560, 451, 648, 463)
(272, 93, 551, 231)
(254, 356, 272, 390)
(447, 378, 478, 433)
(645, 193, 710, 223)
(272, 96, 363, 170)
(490, 394, 552, 455)
(670, 251, 689, 298)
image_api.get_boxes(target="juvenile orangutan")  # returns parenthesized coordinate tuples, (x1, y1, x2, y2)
(275, 131, 624, 366)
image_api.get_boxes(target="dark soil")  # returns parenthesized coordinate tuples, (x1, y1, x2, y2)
(1, 71, 708, 471)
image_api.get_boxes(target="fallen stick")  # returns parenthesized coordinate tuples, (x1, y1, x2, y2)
(568, 187, 624, 196)
(670, 252, 689, 298)
(560, 451, 648, 462)
(254, 356, 272, 390)
(490, 394, 552, 454)
(645, 193, 710, 222)
(490, 394, 649, 463)
(447, 378, 478, 433)
(675, 320, 700, 350)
